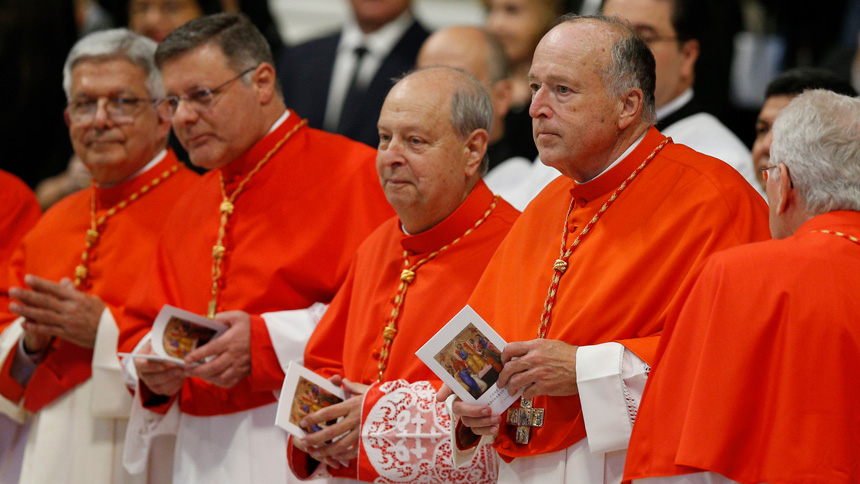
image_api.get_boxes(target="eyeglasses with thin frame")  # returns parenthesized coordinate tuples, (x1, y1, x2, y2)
(759, 164, 778, 182)
(159, 66, 257, 120)
(67, 96, 160, 125)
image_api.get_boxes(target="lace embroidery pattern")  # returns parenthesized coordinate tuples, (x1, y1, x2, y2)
(363, 380, 498, 483)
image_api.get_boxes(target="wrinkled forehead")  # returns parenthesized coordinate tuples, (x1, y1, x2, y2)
(531, 22, 614, 78)
(70, 57, 149, 94)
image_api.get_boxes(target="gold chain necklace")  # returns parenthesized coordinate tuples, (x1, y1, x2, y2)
(75, 164, 181, 289)
(376, 195, 500, 382)
(208, 119, 307, 318)
(507, 137, 669, 445)
(815, 229, 860, 247)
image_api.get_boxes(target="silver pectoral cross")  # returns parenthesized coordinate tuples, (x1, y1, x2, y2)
(506, 397, 544, 444)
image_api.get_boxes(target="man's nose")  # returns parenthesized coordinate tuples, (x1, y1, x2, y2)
(529, 86, 551, 119)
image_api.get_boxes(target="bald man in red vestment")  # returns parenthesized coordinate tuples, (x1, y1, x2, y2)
(0, 29, 199, 484)
(624, 91, 860, 484)
(439, 14, 771, 484)
(285, 67, 517, 483)
(117, 13, 393, 484)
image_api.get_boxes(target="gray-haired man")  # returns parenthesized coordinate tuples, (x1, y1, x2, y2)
(0, 28, 198, 484)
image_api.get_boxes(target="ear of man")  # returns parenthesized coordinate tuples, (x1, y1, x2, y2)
(252, 63, 278, 105)
(775, 163, 794, 216)
(617, 87, 645, 130)
(463, 129, 490, 178)
(679, 38, 700, 84)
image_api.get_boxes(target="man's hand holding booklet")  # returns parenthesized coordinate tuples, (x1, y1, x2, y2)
(119, 305, 228, 367)
(415, 304, 521, 415)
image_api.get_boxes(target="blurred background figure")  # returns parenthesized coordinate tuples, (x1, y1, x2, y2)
(416, 26, 539, 201)
(481, 0, 569, 163)
(751, 67, 857, 190)
(279, 0, 429, 148)
(602, 0, 761, 197)
(127, 0, 214, 42)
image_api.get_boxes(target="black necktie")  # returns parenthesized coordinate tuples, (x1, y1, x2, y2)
(338, 45, 369, 135)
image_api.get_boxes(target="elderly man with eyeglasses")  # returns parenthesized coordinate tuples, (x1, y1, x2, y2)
(116, 12, 393, 484)
(0, 28, 199, 484)
(625, 90, 860, 483)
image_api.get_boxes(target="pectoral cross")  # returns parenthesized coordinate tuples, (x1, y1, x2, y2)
(506, 397, 544, 444)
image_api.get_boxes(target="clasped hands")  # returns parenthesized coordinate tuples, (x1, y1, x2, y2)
(134, 310, 252, 396)
(9, 274, 106, 352)
(436, 338, 578, 440)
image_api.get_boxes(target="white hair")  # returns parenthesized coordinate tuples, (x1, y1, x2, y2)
(771, 89, 860, 215)
(62, 28, 162, 102)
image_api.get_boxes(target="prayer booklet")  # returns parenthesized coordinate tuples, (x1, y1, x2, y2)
(118, 304, 228, 366)
(415, 304, 521, 415)
(275, 361, 347, 439)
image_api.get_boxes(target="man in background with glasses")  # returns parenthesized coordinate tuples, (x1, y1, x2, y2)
(750, 67, 857, 191)
(625, 90, 860, 483)
(117, 12, 393, 484)
(0, 28, 199, 484)
(601, 0, 762, 197)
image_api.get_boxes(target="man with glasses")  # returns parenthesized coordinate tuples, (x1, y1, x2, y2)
(625, 90, 860, 483)
(0, 29, 199, 484)
(117, 13, 393, 483)
(750, 67, 856, 191)
(601, 0, 762, 197)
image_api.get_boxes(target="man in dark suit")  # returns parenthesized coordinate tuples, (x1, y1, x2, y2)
(278, 0, 429, 148)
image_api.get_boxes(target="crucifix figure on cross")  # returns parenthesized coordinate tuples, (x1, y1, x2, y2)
(506, 397, 544, 444)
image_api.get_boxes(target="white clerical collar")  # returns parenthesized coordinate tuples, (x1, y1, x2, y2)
(267, 110, 290, 134)
(339, 10, 414, 65)
(575, 131, 647, 184)
(655, 88, 693, 121)
(96, 149, 167, 188)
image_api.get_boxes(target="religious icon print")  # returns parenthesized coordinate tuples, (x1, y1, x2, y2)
(416, 305, 521, 414)
(276, 362, 348, 439)
(162, 316, 220, 359)
(433, 323, 503, 399)
(289, 376, 343, 434)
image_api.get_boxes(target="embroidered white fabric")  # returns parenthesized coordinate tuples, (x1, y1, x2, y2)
(362, 379, 498, 483)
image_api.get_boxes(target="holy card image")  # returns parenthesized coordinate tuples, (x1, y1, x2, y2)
(147, 304, 229, 365)
(276, 362, 347, 439)
(415, 305, 521, 414)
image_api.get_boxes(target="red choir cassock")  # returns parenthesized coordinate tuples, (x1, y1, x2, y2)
(466, 128, 771, 462)
(119, 111, 394, 418)
(624, 210, 860, 484)
(0, 152, 197, 411)
(0, 170, 41, 308)
(291, 181, 519, 482)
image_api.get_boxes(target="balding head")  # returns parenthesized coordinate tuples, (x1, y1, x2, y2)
(417, 26, 512, 144)
(376, 67, 492, 233)
(417, 26, 509, 86)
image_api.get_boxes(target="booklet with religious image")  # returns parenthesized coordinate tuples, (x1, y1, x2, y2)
(119, 304, 228, 367)
(415, 304, 522, 415)
(275, 361, 347, 440)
